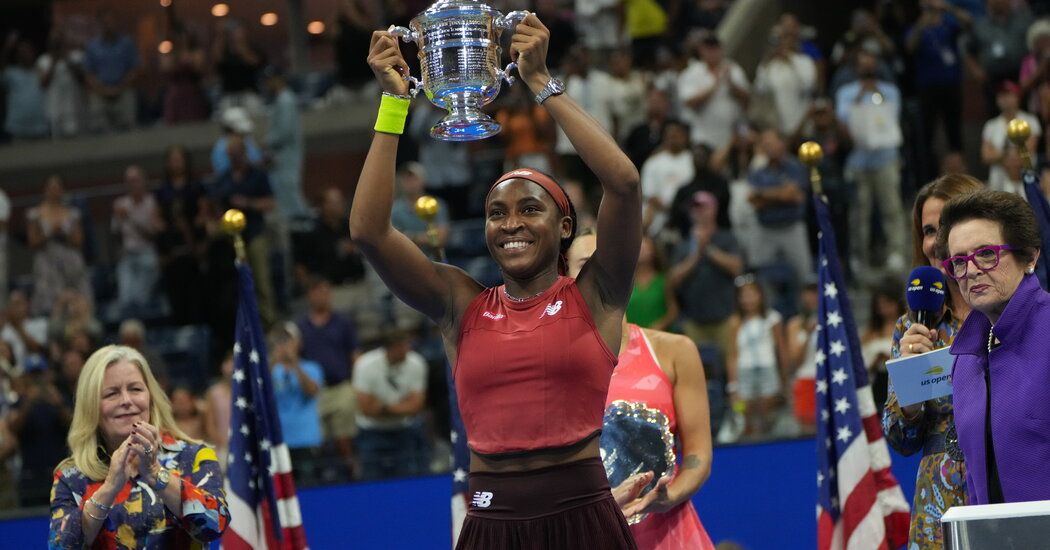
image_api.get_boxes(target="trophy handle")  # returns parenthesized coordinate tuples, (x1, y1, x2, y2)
(496, 10, 530, 31)
(385, 25, 422, 98)
(386, 25, 418, 43)
(496, 62, 517, 87)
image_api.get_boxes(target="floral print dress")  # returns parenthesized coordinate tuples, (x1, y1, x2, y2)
(49, 434, 229, 549)
(882, 313, 967, 550)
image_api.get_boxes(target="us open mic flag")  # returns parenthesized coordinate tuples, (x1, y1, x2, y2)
(812, 195, 909, 550)
(223, 262, 309, 549)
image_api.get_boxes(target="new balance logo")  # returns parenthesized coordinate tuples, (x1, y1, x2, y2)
(471, 491, 493, 508)
(540, 300, 563, 318)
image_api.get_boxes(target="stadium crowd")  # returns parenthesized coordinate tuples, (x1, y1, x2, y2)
(2, 0, 1050, 514)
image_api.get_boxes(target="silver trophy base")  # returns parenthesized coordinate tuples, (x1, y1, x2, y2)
(430, 91, 501, 141)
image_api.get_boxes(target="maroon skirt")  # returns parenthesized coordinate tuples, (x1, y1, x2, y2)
(456, 457, 637, 550)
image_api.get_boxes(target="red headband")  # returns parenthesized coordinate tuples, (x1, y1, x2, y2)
(489, 168, 573, 275)
(489, 169, 571, 217)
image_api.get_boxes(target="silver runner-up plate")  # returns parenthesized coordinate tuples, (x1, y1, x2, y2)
(600, 400, 677, 525)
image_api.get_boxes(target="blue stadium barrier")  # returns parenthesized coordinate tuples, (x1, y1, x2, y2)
(0, 437, 921, 549)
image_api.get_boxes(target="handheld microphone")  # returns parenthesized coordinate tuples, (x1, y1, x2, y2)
(905, 266, 947, 330)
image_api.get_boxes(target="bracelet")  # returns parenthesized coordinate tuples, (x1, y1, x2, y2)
(374, 93, 411, 135)
(85, 506, 107, 521)
(88, 495, 112, 511)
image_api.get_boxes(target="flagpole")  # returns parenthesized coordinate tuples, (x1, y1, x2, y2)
(415, 195, 447, 262)
(798, 141, 824, 197)
(222, 205, 310, 548)
(222, 208, 248, 263)
(804, 138, 912, 548)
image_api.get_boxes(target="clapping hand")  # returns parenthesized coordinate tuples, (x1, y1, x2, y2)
(127, 421, 163, 483)
(104, 438, 138, 491)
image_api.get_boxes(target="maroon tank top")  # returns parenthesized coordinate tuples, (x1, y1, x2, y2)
(455, 276, 618, 456)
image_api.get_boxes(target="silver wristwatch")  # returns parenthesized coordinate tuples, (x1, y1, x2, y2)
(534, 77, 566, 104)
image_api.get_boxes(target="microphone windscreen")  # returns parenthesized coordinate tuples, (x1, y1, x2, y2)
(906, 266, 947, 312)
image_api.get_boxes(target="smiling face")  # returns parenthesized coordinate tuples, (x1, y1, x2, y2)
(946, 218, 1035, 322)
(485, 180, 571, 278)
(98, 359, 151, 450)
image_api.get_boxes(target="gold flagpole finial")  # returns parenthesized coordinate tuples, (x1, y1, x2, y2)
(222, 209, 248, 262)
(1007, 118, 1033, 171)
(414, 195, 446, 262)
(798, 141, 825, 197)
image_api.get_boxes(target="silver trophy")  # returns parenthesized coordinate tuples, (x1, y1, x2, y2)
(601, 400, 677, 525)
(388, 0, 529, 141)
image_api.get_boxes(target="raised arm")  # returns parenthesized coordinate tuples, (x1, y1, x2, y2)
(512, 15, 642, 309)
(349, 32, 481, 323)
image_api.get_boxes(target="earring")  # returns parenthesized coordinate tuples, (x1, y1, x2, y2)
(1027, 267, 1036, 275)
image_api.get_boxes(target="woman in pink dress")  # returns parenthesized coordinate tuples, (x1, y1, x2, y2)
(569, 231, 716, 550)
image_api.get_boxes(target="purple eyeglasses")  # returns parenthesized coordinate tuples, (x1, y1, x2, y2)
(941, 244, 1014, 280)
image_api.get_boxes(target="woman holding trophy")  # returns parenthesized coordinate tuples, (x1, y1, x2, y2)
(352, 11, 642, 550)
(568, 231, 717, 550)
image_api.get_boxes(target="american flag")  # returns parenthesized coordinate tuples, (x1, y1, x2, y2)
(222, 262, 309, 549)
(447, 363, 470, 546)
(812, 195, 910, 550)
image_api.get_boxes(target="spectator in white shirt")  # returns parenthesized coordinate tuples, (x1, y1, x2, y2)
(37, 29, 85, 138)
(678, 33, 750, 150)
(982, 80, 1041, 192)
(574, 0, 622, 53)
(835, 50, 907, 274)
(0, 290, 48, 370)
(352, 328, 430, 480)
(112, 165, 164, 315)
(607, 49, 647, 143)
(641, 120, 696, 236)
(754, 27, 817, 135)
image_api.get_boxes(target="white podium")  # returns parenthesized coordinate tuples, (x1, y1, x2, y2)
(941, 500, 1050, 549)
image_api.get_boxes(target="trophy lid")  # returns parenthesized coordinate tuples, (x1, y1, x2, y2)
(414, 0, 501, 24)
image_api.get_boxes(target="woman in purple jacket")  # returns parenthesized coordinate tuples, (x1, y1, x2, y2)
(937, 190, 1048, 504)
